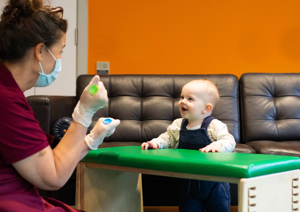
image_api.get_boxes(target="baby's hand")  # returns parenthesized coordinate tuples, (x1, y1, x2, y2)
(200, 143, 220, 153)
(141, 141, 159, 150)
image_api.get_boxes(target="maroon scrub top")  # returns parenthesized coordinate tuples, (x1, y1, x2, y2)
(0, 62, 83, 212)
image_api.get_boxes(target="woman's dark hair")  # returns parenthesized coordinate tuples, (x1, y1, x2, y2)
(0, 0, 68, 62)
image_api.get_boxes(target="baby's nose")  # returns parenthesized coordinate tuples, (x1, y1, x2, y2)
(180, 98, 187, 104)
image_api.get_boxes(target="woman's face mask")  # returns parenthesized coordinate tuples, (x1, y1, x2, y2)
(34, 46, 62, 87)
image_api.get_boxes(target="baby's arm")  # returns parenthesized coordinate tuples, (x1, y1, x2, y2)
(141, 119, 182, 150)
(200, 119, 236, 153)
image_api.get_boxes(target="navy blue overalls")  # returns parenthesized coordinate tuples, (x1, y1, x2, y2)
(178, 116, 231, 212)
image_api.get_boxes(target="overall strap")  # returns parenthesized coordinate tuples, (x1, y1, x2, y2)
(200, 116, 215, 130)
(180, 118, 189, 130)
(180, 117, 215, 130)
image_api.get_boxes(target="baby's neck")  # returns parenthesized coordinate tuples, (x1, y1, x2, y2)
(187, 115, 211, 128)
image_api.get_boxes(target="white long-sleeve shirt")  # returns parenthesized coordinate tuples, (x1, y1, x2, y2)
(150, 118, 236, 152)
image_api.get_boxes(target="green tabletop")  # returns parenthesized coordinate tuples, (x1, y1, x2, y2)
(82, 146, 300, 178)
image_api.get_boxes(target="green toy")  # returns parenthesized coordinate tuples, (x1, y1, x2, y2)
(89, 85, 98, 95)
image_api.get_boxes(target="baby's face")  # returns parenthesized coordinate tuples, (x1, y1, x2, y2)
(178, 82, 209, 121)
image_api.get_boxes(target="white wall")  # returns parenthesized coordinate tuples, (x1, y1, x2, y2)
(77, 0, 89, 77)
(0, 0, 78, 97)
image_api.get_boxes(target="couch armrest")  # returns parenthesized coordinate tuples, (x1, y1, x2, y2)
(27, 96, 77, 134)
(233, 143, 256, 154)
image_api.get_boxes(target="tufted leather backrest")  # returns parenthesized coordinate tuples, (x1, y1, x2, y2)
(240, 73, 300, 143)
(77, 75, 240, 143)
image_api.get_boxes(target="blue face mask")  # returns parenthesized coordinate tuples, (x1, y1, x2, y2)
(34, 46, 62, 87)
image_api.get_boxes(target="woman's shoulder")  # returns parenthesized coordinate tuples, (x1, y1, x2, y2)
(0, 85, 30, 114)
(0, 85, 18, 101)
(0, 83, 18, 93)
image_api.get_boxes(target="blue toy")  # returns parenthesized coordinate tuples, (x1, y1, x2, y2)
(103, 118, 112, 125)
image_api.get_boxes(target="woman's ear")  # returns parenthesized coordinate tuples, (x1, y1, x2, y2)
(203, 103, 213, 114)
(35, 43, 45, 62)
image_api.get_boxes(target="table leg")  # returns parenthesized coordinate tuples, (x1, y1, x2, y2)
(238, 170, 300, 212)
(76, 162, 144, 212)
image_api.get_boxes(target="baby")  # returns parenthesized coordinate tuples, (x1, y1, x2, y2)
(141, 79, 236, 212)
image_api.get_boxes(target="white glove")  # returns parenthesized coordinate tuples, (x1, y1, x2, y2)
(85, 118, 121, 150)
(72, 75, 108, 127)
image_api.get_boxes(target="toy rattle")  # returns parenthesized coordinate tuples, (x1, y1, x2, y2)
(89, 85, 98, 95)
(103, 118, 112, 125)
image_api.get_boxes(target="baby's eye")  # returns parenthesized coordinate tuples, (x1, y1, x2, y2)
(189, 98, 194, 101)
(180, 96, 184, 99)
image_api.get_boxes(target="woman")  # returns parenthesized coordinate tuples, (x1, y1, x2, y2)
(0, 0, 120, 211)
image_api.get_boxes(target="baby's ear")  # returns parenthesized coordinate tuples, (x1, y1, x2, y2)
(203, 103, 213, 114)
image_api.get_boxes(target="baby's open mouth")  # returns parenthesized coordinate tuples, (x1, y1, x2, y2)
(182, 107, 188, 111)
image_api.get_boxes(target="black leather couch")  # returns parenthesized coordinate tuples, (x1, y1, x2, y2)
(240, 73, 300, 156)
(26, 73, 300, 206)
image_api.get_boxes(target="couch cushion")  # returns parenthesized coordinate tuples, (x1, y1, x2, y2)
(240, 73, 300, 145)
(246, 140, 300, 157)
(77, 75, 240, 144)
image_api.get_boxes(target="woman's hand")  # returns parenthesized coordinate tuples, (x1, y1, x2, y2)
(72, 75, 108, 127)
(85, 118, 121, 150)
(80, 75, 108, 112)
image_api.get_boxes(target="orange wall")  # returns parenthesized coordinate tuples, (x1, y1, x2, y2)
(88, 0, 300, 77)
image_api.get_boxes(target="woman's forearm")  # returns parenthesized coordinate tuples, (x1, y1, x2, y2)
(51, 121, 90, 187)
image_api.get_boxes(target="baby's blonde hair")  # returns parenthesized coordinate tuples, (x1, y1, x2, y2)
(189, 79, 220, 109)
